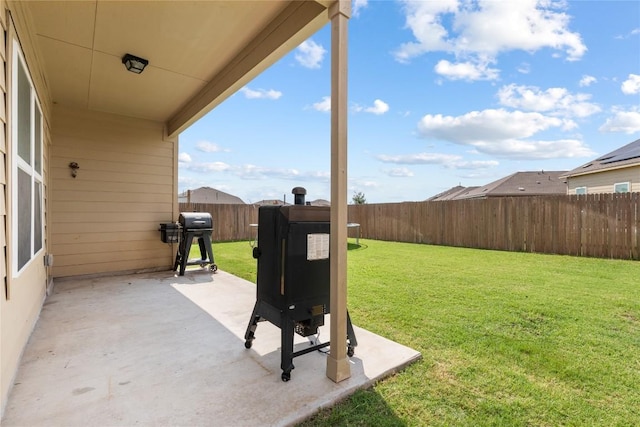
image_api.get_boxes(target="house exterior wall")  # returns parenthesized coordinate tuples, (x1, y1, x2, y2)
(1, 1, 52, 413)
(50, 105, 177, 278)
(566, 165, 640, 194)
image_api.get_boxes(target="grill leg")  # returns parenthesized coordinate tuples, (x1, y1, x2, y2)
(198, 233, 215, 265)
(244, 302, 261, 348)
(346, 311, 358, 356)
(178, 233, 195, 276)
(280, 315, 295, 381)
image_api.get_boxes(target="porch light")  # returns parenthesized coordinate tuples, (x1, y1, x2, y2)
(121, 53, 148, 74)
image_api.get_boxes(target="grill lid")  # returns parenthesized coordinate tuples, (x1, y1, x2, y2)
(179, 212, 213, 229)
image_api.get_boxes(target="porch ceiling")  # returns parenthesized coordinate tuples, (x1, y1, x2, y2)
(24, 0, 330, 136)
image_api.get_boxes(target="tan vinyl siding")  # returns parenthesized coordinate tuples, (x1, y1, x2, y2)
(567, 165, 640, 194)
(50, 105, 176, 278)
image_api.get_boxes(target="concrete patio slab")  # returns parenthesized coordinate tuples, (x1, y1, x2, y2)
(2, 269, 421, 427)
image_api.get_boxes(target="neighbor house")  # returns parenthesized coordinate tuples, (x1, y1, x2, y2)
(429, 171, 567, 201)
(561, 138, 640, 195)
(0, 0, 353, 414)
(426, 185, 478, 201)
(178, 187, 245, 204)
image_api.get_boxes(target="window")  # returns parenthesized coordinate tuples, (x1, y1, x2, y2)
(12, 40, 44, 274)
(614, 182, 630, 193)
(575, 187, 587, 195)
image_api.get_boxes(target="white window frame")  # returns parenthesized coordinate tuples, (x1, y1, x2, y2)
(11, 39, 44, 276)
(613, 182, 630, 193)
(575, 186, 587, 195)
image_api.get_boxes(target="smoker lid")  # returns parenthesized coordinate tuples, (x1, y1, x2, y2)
(179, 212, 213, 229)
(280, 205, 329, 222)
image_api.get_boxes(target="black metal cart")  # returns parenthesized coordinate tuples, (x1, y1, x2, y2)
(173, 212, 217, 275)
(244, 188, 356, 381)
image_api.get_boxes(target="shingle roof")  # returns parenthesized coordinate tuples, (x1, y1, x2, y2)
(455, 171, 568, 199)
(178, 187, 245, 204)
(428, 171, 567, 201)
(427, 185, 479, 201)
(561, 138, 640, 178)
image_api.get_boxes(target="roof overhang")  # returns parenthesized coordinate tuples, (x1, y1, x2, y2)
(17, 0, 333, 137)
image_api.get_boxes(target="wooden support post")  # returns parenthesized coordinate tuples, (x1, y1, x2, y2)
(326, 0, 351, 383)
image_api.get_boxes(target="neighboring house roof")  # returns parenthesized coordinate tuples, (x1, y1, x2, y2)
(428, 172, 567, 201)
(444, 171, 568, 200)
(253, 199, 290, 207)
(251, 198, 328, 207)
(427, 185, 479, 201)
(178, 187, 245, 204)
(561, 138, 640, 179)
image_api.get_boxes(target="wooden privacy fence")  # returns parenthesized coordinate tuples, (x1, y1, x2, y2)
(180, 193, 640, 260)
(179, 203, 259, 242)
(348, 193, 640, 260)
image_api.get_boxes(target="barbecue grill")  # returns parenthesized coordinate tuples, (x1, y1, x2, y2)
(173, 212, 217, 275)
(244, 187, 357, 381)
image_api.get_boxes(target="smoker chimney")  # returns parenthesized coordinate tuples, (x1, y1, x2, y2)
(292, 187, 307, 205)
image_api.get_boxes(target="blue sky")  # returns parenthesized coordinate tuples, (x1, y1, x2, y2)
(179, 0, 640, 204)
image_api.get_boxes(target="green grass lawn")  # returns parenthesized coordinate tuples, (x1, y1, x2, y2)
(210, 239, 640, 426)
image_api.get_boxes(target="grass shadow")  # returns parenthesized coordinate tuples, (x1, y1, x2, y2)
(348, 242, 367, 251)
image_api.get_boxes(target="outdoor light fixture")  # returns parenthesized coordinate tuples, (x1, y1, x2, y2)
(68, 162, 79, 178)
(122, 53, 148, 74)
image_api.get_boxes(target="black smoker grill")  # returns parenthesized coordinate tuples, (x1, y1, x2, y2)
(173, 212, 217, 275)
(244, 187, 357, 381)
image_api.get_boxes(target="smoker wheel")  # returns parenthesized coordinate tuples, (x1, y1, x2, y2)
(347, 346, 355, 357)
(244, 331, 254, 349)
(281, 372, 291, 382)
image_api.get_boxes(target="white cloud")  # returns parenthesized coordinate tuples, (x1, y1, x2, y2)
(181, 161, 232, 173)
(394, 0, 586, 80)
(377, 152, 499, 170)
(234, 165, 330, 182)
(517, 62, 531, 74)
(178, 152, 191, 163)
(621, 74, 640, 95)
(417, 109, 595, 159)
(469, 138, 593, 159)
(311, 96, 331, 112)
(183, 160, 330, 183)
(240, 87, 282, 100)
(579, 75, 597, 87)
(196, 141, 229, 153)
(377, 152, 461, 165)
(385, 167, 414, 177)
(599, 110, 640, 134)
(394, 0, 457, 63)
(434, 59, 499, 81)
(497, 84, 601, 118)
(349, 179, 380, 190)
(353, 0, 368, 17)
(295, 39, 326, 69)
(451, 160, 500, 169)
(353, 99, 390, 115)
(419, 109, 561, 142)
(617, 28, 640, 39)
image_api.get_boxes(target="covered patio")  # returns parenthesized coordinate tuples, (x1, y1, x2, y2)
(2, 269, 420, 426)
